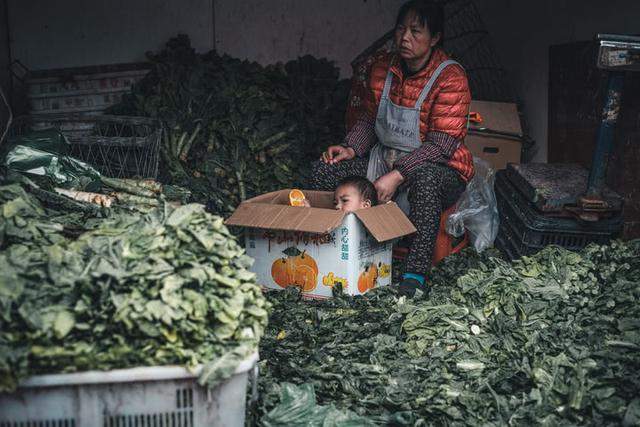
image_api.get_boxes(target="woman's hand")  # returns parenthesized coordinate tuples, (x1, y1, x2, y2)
(322, 145, 355, 165)
(374, 170, 405, 203)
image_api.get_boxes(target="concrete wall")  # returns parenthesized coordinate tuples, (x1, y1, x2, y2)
(7, 0, 215, 70)
(7, 0, 400, 78)
(217, 0, 640, 162)
(214, 0, 402, 77)
(0, 0, 11, 134)
(5, 0, 639, 161)
(475, 0, 640, 162)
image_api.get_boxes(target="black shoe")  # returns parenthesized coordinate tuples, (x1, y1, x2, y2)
(398, 277, 427, 298)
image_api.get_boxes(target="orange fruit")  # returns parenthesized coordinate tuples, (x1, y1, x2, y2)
(368, 265, 379, 289)
(289, 189, 306, 207)
(294, 265, 317, 292)
(357, 264, 379, 294)
(357, 272, 369, 294)
(371, 264, 379, 277)
(358, 266, 371, 293)
(295, 250, 318, 276)
(271, 257, 293, 287)
(272, 247, 319, 291)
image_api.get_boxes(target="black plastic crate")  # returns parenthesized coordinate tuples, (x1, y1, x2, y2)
(495, 220, 527, 260)
(504, 163, 623, 213)
(495, 170, 622, 257)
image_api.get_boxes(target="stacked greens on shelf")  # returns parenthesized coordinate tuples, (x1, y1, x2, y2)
(108, 34, 350, 216)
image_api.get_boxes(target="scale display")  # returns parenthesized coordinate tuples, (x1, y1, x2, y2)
(597, 33, 640, 71)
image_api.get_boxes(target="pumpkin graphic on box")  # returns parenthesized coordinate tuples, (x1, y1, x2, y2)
(357, 262, 379, 294)
(271, 247, 319, 292)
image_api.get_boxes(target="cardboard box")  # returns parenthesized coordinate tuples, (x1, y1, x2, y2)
(225, 190, 416, 298)
(466, 100, 523, 170)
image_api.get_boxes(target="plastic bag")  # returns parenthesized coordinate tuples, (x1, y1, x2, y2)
(446, 157, 499, 252)
(5, 128, 69, 154)
(261, 382, 376, 427)
(4, 129, 101, 190)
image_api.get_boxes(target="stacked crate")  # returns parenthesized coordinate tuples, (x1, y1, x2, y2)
(24, 62, 149, 115)
(10, 63, 161, 179)
(495, 165, 623, 259)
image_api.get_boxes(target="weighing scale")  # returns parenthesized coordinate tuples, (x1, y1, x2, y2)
(506, 34, 640, 223)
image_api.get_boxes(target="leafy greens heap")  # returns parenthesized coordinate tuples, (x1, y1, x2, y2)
(0, 183, 269, 392)
(257, 243, 640, 426)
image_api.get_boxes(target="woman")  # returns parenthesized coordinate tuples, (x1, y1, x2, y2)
(311, 0, 473, 297)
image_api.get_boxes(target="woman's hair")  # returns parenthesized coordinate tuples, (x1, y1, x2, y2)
(336, 176, 378, 206)
(395, 0, 445, 45)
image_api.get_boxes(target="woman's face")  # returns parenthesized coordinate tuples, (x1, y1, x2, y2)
(394, 10, 440, 62)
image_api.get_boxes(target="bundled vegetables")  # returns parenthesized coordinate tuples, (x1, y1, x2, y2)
(0, 183, 269, 392)
(255, 243, 640, 426)
(2, 125, 192, 211)
(108, 34, 350, 216)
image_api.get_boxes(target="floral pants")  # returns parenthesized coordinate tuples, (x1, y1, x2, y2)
(310, 157, 466, 277)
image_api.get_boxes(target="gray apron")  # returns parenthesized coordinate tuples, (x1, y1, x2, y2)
(366, 59, 461, 214)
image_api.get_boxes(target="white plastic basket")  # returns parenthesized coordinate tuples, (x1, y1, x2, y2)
(0, 352, 258, 427)
(23, 62, 150, 115)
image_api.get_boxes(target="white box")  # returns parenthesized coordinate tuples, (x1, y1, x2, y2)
(226, 190, 416, 298)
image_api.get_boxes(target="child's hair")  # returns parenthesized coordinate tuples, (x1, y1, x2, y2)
(336, 176, 378, 206)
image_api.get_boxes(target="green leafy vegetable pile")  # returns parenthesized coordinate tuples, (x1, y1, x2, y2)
(0, 183, 269, 392)
(109, 34, 349, 215)
(255, 242, 640, 426)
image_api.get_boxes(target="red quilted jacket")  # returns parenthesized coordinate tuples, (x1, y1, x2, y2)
(364, 48, 474, 181)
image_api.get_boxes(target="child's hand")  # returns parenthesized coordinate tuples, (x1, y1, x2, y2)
(302, 199, 311, 208)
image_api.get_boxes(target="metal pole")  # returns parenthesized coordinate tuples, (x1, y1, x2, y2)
(211, 0, 216, 51)
(585, 71, 625, 198)
(3, 0, 12, 107)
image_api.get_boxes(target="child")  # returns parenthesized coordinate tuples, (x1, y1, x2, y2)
(333, 175, 378, 212)
(299, 175, 378, 212)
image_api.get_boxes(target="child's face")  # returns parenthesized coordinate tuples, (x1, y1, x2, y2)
(334, 184, 371, 212)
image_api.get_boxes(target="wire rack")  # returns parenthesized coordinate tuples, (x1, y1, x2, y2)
(10, 113, 161, 179)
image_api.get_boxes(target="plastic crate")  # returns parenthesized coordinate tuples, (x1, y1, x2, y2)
(495, 170, 622, 257)
(495, 213, 529, 259)
(10, 113, 161, 179)
(504, 163, 623, 213)
(0, 352, 258, 427)
(495, 229, 520, 260)
(13, 61, 150, 115)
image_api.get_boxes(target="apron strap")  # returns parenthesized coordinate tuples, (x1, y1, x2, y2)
(380, 70, 395, 100)
(414, 59, 462, 109)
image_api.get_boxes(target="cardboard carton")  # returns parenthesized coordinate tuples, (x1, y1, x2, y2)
(225, 190, 416, 298)
(466, 100, 523, 170)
